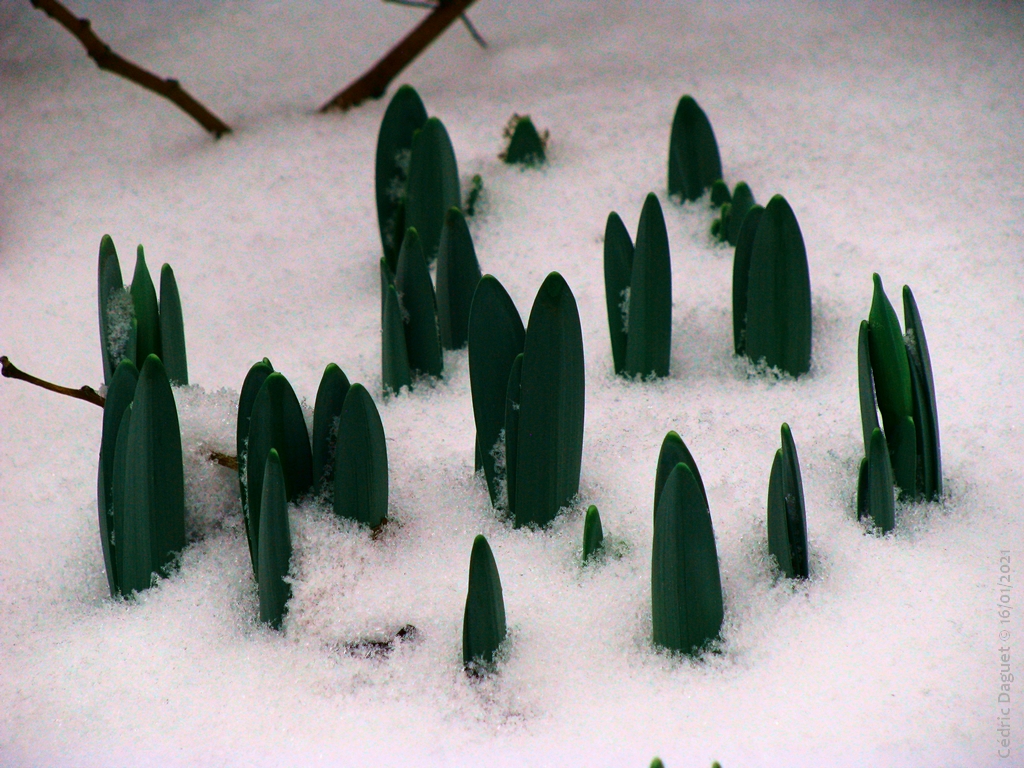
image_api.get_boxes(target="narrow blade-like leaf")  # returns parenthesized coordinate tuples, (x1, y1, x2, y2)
(858, 320, 880, 456)
(624, 193, 672, 378)
(766, 450, 792, 577)
(745, 195, 812, 376)
(864, 428, 895, 533)
(868, 273, 912, 431)
(312, 363, 351, 493)
(503, 117, 546, 166)
(382, 274, 412, 396)
(503, 353, 523, 516)
(376, 84, 428, 271)
(158, 264, 188, 386)
(514, 273, 585, 527)
(405, 117, 460, 263)
(258, 449, 292, 629)
(667, 95, 723, 202)
(582, 505, 604, 562)
(654, 431, 708, 516)
(725, 182, 755, 246)
(468, 276, 525, 505)
(709, 179, 731, 208)
(731, 204, 764, 355)
(462, 534, 506, 670)
(436, 207, 482, 350)
(98, 235, 123, 385)
(395, 228, 443, 377)
(891, 414, 917, 501)
(334, 384, 389, 529)
(903, 286, 941, 499)
(779, 423, 808, 578)
(111, 403, 133, 596)
(652, 463, 724, 654)
(130, 246, 161, 366)
(603, 211, 634, 375)
(237, 358, 274, 530)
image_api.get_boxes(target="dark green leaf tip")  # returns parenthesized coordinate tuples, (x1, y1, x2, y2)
(463, 534, 507, 671)
(582, 504, 605, 562)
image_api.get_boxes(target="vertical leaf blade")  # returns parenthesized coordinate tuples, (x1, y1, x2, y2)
(395, 228, 443, 377)
(865, 428, 895, 533)
(624, 193, 672, 378)
(731, 204, 764, 355)
(766, 450, 792, 577)
(158, 264, 188, 386)
(405, 117, 460, 264)
(514, 273, 585, 528)
(603, 211, 634, 374)
(667, 95, 723, 202)
(868, 273, 912, 429)
(858, 320, 880, 456)
(903, 286, 941, 499)
(725, 182, 756, 246)
(462, 534, 506, 670)
(237, 358, 274, 528)
(97, 235, 123, 385)
(130, 246, 161, 366)
(436, 207, 482, 350)
(582, 504, 605, 562)
(744, 195, 812, 375)
(382, 272, 412, 396)
(311, 363, 351, 493)
(654, 430, 708, 516)
(334, 384, 389, 529)
(503, 353, 524, 516)
(258, 449, 292, 629)
(779, 423, 808, 578)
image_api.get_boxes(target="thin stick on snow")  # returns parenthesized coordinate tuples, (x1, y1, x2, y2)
(30, 0, 232, 138)
(0, 355, 239, 470)
(319, 0, 481, 113)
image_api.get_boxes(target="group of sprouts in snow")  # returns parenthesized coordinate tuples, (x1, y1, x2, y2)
(89, 86, 942, 672)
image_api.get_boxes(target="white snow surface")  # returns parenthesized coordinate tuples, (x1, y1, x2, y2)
(2, 1, 1023, 766)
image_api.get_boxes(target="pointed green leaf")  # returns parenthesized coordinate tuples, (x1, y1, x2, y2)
(382, 274, 412, 396)
(503, 116, 546, 166)
(868, 273, 912, 430)
(395, 228, 443, 377)
(858, 320, 880, 457)
(158, 264, 188, 386)
(98, 359, 138, 596)
(652, 463, 724, 654)
(582, 504, 604, 562)
(891, 413, 917, 500)
(667, 95, 722, 202)
(779, 423, 808, 578)
(312, 363, 351, 493)
(766, 450, 792, 576)
(376, 84, 428, 271)
(98, 235, 124, 385)
(246, 372, 313, 574)
(713, 202, 732, 242)
(130, 246, 161, 366)
(744, 195, 812, 376)
(603, 211, 634, 375)
(514, 273, 585, 528)
(237, 358, 274, 526)
(111, 403, 132, 597)
(731, 204, 764, 355)
(462, 534, 507, 670)
(258, 449, 292, 629)
(118, 355, 185, 595)
(856, 456, 869, 521)
(864, 428, 895, 533)
(405, 117, 460, 263)
(903, 286, 941, 499)
(709, 179, 731, 208)
(725, 182, 755, 246)
(334, 384, 389, 529)
(436, 207, 482, 350)
(624, 193, 672, 378)
(503, 353, 524, 516)
(468, 276, 525, 505)
(654, 431, 708, 516)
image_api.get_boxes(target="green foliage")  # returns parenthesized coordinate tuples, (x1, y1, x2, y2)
(467, 276, 525, 505)
(501, 114, 547, 166)
(237, 358, 274, 520)
(462, 534, 507, 671)
(245, 372, 313, 576)
(667, 95, 722, 202)
(766, 423, 808, 579)
(464, 174, 483, 217)
(311, 363, 351, 493)
(709, 179, 731, 208)
(623, 194, 672, 378)
(582, 505, 604, 562)
(436, 207, 482, 350)
(868, 274, 913, 432)
(375, 84, 428, 272)
(381, 261, 412, 395)
(258, 449, 292, 629)
(97, 359, 139, 597)
(97, 235, 124, 385)
(654, 431, 707, 515)
(730, 204, 764, 356)
(651, 462, 724, 654)
(504, 353, 524, 516)
(158, 264, 188, 386)
(334, 384, 389, 529)
(739, 195, 812, 376)
(858, 428, 895, 533)
(903, 286, 941, 500)
(602, 211, 633, 374)
(405, 117, 460, 264)
(130, 246, 161, 365)
(394, 228, 443, 377)
(650, 759, 665, 768)
(713, 182, 756, 246)
(512, 273, 585, 527)
(857, 320, 880, 455)
(113, 355, 185, 596)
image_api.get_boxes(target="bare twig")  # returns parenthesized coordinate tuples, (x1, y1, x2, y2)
(30, 0, 231, 138)
(319, 0, 481, 112)
(383, 0, 487, 48)
(1, 355, 105, 407)
(2, 354, 241, 470)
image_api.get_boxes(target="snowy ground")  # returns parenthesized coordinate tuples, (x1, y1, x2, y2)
(1, 2, 1023, 766)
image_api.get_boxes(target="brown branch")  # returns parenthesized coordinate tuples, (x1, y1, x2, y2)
(2, 354, 242, 471)
(319, 0, 481, 112)
(1, 355, 105, 407)
(31, 0, 231, 138)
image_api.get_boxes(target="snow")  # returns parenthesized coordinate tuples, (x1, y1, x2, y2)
(1, 1, 1023, 766)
